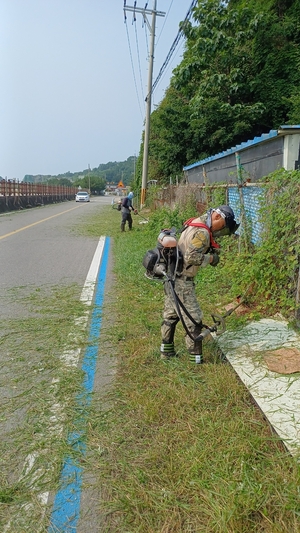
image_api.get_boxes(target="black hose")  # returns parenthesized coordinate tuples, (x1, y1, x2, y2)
(167, 278, 213, 342)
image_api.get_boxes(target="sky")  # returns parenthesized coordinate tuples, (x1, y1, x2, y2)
(0, 0, 193, 180)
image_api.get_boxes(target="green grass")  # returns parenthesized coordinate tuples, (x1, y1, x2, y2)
(0, 283, 89, 532)
(2, 205, 300, 532)
(83, 206, 300, 533)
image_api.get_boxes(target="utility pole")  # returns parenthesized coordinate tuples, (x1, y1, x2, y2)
(124, 1, 165, 208)
(88, 164, 91, 194)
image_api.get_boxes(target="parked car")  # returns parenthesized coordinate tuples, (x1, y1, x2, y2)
(75, 191, 90, 202)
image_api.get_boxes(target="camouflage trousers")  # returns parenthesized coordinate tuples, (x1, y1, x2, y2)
(161, 277, 203, 354)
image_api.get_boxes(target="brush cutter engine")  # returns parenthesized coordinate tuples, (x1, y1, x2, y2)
(142, 228, 183, 280)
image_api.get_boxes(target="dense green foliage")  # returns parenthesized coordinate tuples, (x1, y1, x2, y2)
(193, 169, 300, 319)
(136, 168, 300, 319)
(135, 0, 300, 188)
(242, 169, 300, 315)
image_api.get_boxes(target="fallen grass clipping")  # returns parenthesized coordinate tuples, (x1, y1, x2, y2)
(82, 206, 300, 533)
(0, 283, 89, 532)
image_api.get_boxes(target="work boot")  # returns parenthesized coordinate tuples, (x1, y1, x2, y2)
(121, 223, 125, 232)
(189, 354, 203, 364)
(160, 343, 176, 360)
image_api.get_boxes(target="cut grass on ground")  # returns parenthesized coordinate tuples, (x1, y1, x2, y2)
(83, 206, 300, 533)
(0, 283, 89, 532)
(3, 205, 298, 532)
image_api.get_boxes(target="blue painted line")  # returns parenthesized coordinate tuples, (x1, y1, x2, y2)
(48, 237, 110, 533)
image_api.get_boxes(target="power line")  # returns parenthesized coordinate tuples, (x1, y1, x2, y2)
(148, 0, 198, 100)
(124, 1, 166, 206)
(155, 0, 174, 47)
(124, 15, 145, 120)
(134, 20, 146, 107)
(143, 11, 150, 59)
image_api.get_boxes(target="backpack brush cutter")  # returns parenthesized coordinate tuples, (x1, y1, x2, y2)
(159, 269, 250, 360)
(142, 228, 251, 359)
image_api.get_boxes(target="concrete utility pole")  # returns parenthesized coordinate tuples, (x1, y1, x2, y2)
(88, 164, 91, 194)
(124, 1, 165, 208)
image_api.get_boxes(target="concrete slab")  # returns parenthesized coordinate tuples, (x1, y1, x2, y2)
(218, 317, 300, 457)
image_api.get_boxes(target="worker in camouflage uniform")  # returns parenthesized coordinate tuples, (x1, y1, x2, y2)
(160, 206, 239, 364)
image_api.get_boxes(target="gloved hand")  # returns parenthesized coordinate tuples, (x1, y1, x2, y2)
(134, 209, 138, 215)
(210, 252, 220, 267)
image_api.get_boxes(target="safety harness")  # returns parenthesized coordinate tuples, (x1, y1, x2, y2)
(181, 218, 220, 251)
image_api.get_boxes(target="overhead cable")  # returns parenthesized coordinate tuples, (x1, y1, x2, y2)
(134, 18, 145, 101)
(147, 0, 198, 101)
(124, 16, 145, 120)
(155, 0, 174, 47)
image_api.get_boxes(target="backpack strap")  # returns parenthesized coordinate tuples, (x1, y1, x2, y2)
(183, 218, 220, 250)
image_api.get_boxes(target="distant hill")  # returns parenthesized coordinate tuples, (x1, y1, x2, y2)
(24, 156, 136, 186)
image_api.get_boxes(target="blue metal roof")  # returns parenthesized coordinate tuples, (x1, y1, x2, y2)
(278, 124, 300, 130)
(183, 125, 300, 171)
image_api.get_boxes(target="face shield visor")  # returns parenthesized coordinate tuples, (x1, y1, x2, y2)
(212, 207, 240, 238)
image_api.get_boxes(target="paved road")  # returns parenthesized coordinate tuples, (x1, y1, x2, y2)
(0, 198, 111, 304)
(0, 197, 114, 532)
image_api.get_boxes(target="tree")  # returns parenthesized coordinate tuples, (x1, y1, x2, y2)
(46, 177, 73, 186)
(142, 0, 300, 182)
(173, 0, 266, 155)
(252, 3, 300, 127)
(74, 175, 106, 195)
(147, 87, 191, 184)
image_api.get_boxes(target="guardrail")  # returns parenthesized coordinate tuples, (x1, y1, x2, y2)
(0, 180, 78, 212)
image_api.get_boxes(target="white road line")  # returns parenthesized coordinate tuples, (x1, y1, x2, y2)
(80, 236, 106, 305)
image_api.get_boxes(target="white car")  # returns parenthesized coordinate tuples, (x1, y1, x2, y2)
(75, 191, 90, 202)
